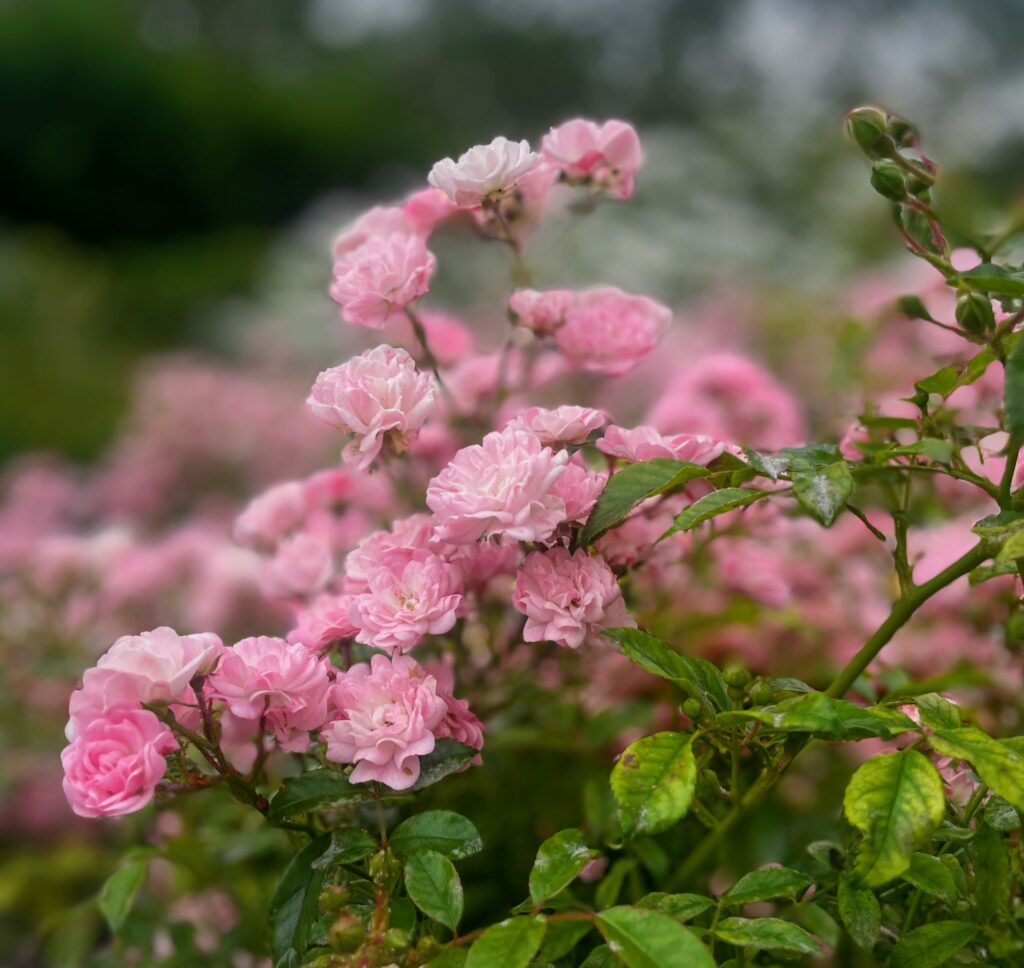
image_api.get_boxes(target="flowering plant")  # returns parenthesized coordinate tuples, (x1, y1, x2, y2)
(54, 109, 1024, 967)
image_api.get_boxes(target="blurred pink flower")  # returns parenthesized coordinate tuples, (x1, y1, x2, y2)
(428, 137, 539, 207)
(541, 118, 643, 199)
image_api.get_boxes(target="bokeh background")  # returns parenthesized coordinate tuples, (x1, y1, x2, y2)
(4, 0, 1024, 964)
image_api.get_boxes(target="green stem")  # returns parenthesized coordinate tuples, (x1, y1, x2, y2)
(405, 307, 454, 405)
(999, 435, 1021, 509)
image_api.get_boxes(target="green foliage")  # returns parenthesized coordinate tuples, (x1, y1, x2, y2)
(266, 770, 373, 825)
(722, 867, 812, 905)
(97, 857, 149, 934)
(465, 916, 546, 968)
(610, 732, 697, 838)
(712, 916, 820, 956)
(889, 921, 978, 968)
(528, 829, 598, 904)
(928, 727, 1024, 810)
(269, 835, 330, 965)
(389, 810, 483, 860)
(404, 850, 463, 932)
(662, 487, 770, 537)
(594, 906, 715, 968)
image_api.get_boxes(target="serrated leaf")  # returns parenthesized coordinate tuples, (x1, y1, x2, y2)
(98, 860, 148, 934)
(928, 727, 1024, 811)
(411, 739, 480, 790)
(837, 874, 880, 951)
(717, 692, 916, 740)
(890, 920, 977, 968)
(529, 828, 598, 904)
(713, 917, 819, 956)
(595, 906, 715, 968)
(744, 448, 791, 480)
(903, 852, 957, 904)
(636, 892, 714, 923)
(390, 810, 482, 860)
(913, 693, 961, 730)
(915, 366, 958, 397)
(971, 510, 1024, 540)
(983, 796, 1020, 831)
(311, 827, 377, 870)
(536, 917, 593, 962)
(581, 459, 712, 545)
(404, 850, 463, 932)
(266, 769, 371, 824)
(960, 262, 1024, 296)
(843, 750, 945, 886)
(269, 834, 330, 963)
(792, 461, 854, 527)
(611, 732, 697, 838)
(465, 916, 547, 968)
(723, 867, 812, 906)
(662, 487, 770, 537)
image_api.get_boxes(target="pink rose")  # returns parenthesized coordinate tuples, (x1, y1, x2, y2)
(234, 481, 307, 550)
(597, 425, 730, 465)
(506, 405, 609, 446)
(541, 119, 643, 199)
(426, 426, 570, 544)
(329, 234, 436, 329)
(551, 458, 608, 525)
(306, 346, 437, 470)
(427, 659, 485, 760)
(839, 422, 871, 461)
(332, 206, 415, 259)
(61, 707, 177, 818)
(350, 553, 463, 653)
(287, 593, 359, 651)
(513, 548, 634, 649)
(208, 636, 332, 752)
(259, 532, 333, 602)
(322, 654, 448, 790)
(402, 187, 461, 234)
(554, 288, 670, 375)
(428, 137, 539, 207)
(508, 288, 577, 336)
(343, 515, 435, 595)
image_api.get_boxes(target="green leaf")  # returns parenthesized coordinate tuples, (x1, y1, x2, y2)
(636, 892, 715, 923)
(426, 949, 468, 968)
(404, 850, 463, 932)
(717, 692, 916, 740)
(837, 874, 880, 951)
(465, 916, 546, 968)
(983, 796, 1021, 832)
(390, 810, 482, 860)
(722, 867, 812, 906)
(960, 262, 1024, 296)
(914, 366, 958, 397)
(604, 628, 729, 710)
(792, 461, 854, 527)
(266, 769, 371, 824)
(581, 459, 712, 545)
(898, 294, 937, 322)
(1005, 331, 1024, 439)
(98, 860, 148, 934)
(528, 828, 598, 904)
(411, 739, 480, 791)
(611, 732, 697, 838)
(903, 852, 957, 904)
(595, 906, 715, 968)
(579, 944, 618, 968)
(971, 510, 1024, 540)
(662, 487, 770, 537)
(311, 827, 378, 871)
(712, 917, 819, 956)
(843, 750, 945, 886)
(890, 920, 977, 968)
(595, 858, 635, 910)
(536, 918, 593, 962)
(744, 448, 791, 480)
(913, 693, 961, 730)
(928, 726, 1024, 811)
(270, 834, 330, 963)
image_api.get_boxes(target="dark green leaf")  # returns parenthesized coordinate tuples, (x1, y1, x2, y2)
(426, 949, 468, 968)
(913, 693, 961, 730)
(713, 917, 819, 956)
(270, 835, 330, 963)
(723, 867, 812, 905)
(929, 727, 1024, 811)
(266, 770, 371, 824)
(595, 906, 715, 968)
(983, 796, 1020, 832)
(960, 262, 1024, 296)
(311, 827, 377, 871)
(914, 366, 958, 397)
(529, 828, 598, 904)
(581, 460, 712, 545)
(98, 860, 148, 934)
(536, 918, 593, 962)
(465, 916, 546, 968)
(611, 732, 697, 838)
(594, 858, 635, 910)
(903, 852, 957, 904)
(390, 810, 482, 860)
(792, 461, 854, 527)
(1005, 331, 1024, 438)
(662, 487, 770, 537)
(971, 510, 1024, 540)
(404, 850, 463, 932)
(890, 920, 977, 968)
(636, 892, 715, 923)
(837, 874, 880, 951)
(579, 944, 618, 968)
(717, 692, 916, 740)
(411, 739, 480, 790)
(971, 823, 1011, 917)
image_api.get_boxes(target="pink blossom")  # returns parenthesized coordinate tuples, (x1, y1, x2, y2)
(391, 310, 476, 366)
(287, 593, 359, 651)
(428, 136, 540, 207)
(208, 636, 331, 752)
(329, 234, 436, 329)
(541, 119, 643, 199)
(551, 458, 608, 524)
(402, 188, 461, 234)
(349, 553, 463, 653)
(441, 541, 521, 593)
(322, 654, 448, 790)
(427, 658, 484, 760)
(259, 532, 333, 601)
(508, 288, 576, 336)
(597, 425, 730, 465)
(554, 288, 671, 375)
(513, 548, 634, 649)
(234, 481, 307, 550)
(343, 515, 435, 595)
(332, 206, 415, 259)
(426, 426, 569, 544)
(61, 707, 177, 818)
(306, 346, 437, 470)
(839, 422, 871, 461)
(506, 405, 609, 446)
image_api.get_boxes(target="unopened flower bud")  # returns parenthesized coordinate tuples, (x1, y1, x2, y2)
(330, 913, 365, 953)
(682, 698, 703, 720)
(385, 928, 410, 951)
(870, 160, 905, 201)
(749, 681, 774, 706)
(701, 768, 719, 787)
(319, 884, 350, 915)
(724, 667, 750, 688)
(955, 292, 994, 335)
(369, 849, 402, 889)
(846, 106, 888, 153)
(886, 115, 918, 148)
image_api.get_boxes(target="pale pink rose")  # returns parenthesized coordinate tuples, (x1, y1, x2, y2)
(426, 426, 570, 544)
(513, 548, 634, 649)
(391, 310, 476, 366)
(715, 539, 794, 608)
(61, 707, 177, 818)
(323, 654, 448, 790)
(551, 458, 608, 524)
(597, 425, 730, 465)
(554, 288, 671, 375)
(234, 481, 308, 550)
(426, 658, 484, 761)
(219, 709, 261, 773)
(349, 553, 463, 653)
(343, 515, 435, 595)
(208, 636, 331, 752)
(306, 346, 437, 470)
(508, 288, 576, 336)
(67, 628, 225, 739)
(647, 353, 805, 451)
(506, 405, 609, 446)
(839, 422, 871, 461)
(259, 531, 333, 602)
(428, 136, 540, 207)
(329, 234, 436, 329)
(303, 466, 394, 512)
(441, 540, 520, 592)
(332, 206, 415, 259)
(287, 593, 359, 651)
(402, 187, 461, 234)
(541, 119, 643, 199)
